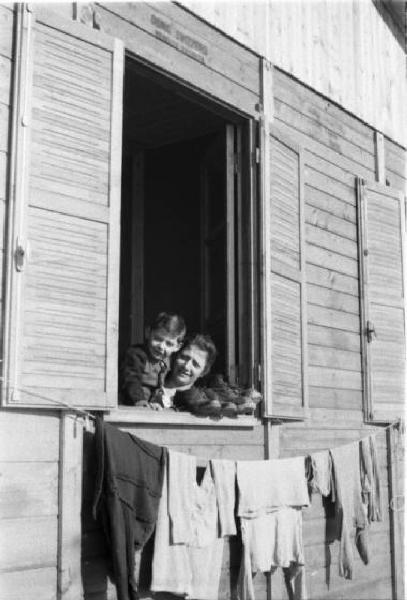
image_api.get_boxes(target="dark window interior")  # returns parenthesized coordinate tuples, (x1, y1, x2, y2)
(119, 58, 231, 374)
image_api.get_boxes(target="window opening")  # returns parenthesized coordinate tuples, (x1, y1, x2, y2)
(119, 58, 251, 396)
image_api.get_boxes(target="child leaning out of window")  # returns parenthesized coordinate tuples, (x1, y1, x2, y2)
(120, 312, 186, 409)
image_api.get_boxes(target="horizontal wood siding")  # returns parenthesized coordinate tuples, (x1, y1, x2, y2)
(82, 422, 266, 600)
(274, 68, 372, 415)
(273, 69, 398, 599)
(0, 410, 60, 599)
(279, 426, 393, 600)
(179, 0, 407, 148)
(97, 2, 260, 117)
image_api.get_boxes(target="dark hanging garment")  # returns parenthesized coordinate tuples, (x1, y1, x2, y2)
(92, 418, 167, 600)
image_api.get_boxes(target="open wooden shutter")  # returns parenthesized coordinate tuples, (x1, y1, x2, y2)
(357, 178, 406, 422)
(261, 124, 308, 419)
(3, 6, 123, 408)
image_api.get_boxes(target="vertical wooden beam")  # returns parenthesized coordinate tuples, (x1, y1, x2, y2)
(259, 59, 273, 419)
(386, 425, 404, 600)
(235, 124, 245, 384)
(298, 148, 309, 415)
(57, 413, 84, 600)
(131, 152, 144, 344)
(374, 131, 385, 184)
(244, 119, 257, 388)
(356, 176, 372, 421)
(226, 123, 236, 383)
(105, 38, 124, 402)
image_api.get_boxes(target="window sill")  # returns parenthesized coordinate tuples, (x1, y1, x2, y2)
(105, 407, 258, 428)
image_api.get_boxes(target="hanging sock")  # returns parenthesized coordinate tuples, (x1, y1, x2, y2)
(309, 450, 334, 498)
(360, 435, 382, 523)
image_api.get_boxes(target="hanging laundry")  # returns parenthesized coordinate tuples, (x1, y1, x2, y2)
(211, 458, 237, 536)
(236, 457, 309, 600)
(360, 435, 382, 523)
(237, 456, 310, 516)
(92, 419, 167, 600)
(151, 450, 224, 600)
(309, 450, 334, 498)
(238, 507, 306, 600)
(167, 450, 197, 544)
(330, 442, 369, 579)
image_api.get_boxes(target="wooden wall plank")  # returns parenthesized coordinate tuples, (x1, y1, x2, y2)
(0, 567, 57, 600)
(117, 424, 264, 448)
(0, 516, 58, 570)
(306, 223, 357, 259)
(307, 245, 358, 278)
(308, 324, 360, 352)
(0, 411, 60, 461)
(307, 284, 359, 314)
(305, 166, 357, 207)
(305, 201, 357, 238)
(57, 414, 83, 600)
(306, 263, 359, 296)
(309, 387, 363, 410)
(308, 366, 361, 390)
(309, 346, 361, 371)
(308, 304, 360, 333)
(0, 462, 58, 518)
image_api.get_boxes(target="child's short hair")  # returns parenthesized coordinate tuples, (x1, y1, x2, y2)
(150, 312, 186, 341)
(183, 333, 217, 375)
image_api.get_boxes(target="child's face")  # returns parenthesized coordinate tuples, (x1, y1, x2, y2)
(147, 328, 181, 361)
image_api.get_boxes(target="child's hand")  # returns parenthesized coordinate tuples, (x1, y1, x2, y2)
(150, 402, 163, 411)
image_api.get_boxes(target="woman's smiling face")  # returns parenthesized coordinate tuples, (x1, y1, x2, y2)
(172, 344, 209, 388)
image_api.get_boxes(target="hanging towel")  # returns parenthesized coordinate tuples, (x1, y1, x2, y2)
(237, 456, 309, 517)
(92, 418, 166, 600)
(309, 450, 334, 498)
(151, 454, 224, 600)
(211, 458, 237, 536)
(360, 435, 382, 523)
(330, 442, 368, 579)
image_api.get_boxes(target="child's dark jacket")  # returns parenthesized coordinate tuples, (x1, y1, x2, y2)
(120, 343, 168, 405)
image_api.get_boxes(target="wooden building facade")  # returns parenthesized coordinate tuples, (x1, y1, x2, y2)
(0, 2, 405, 599)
